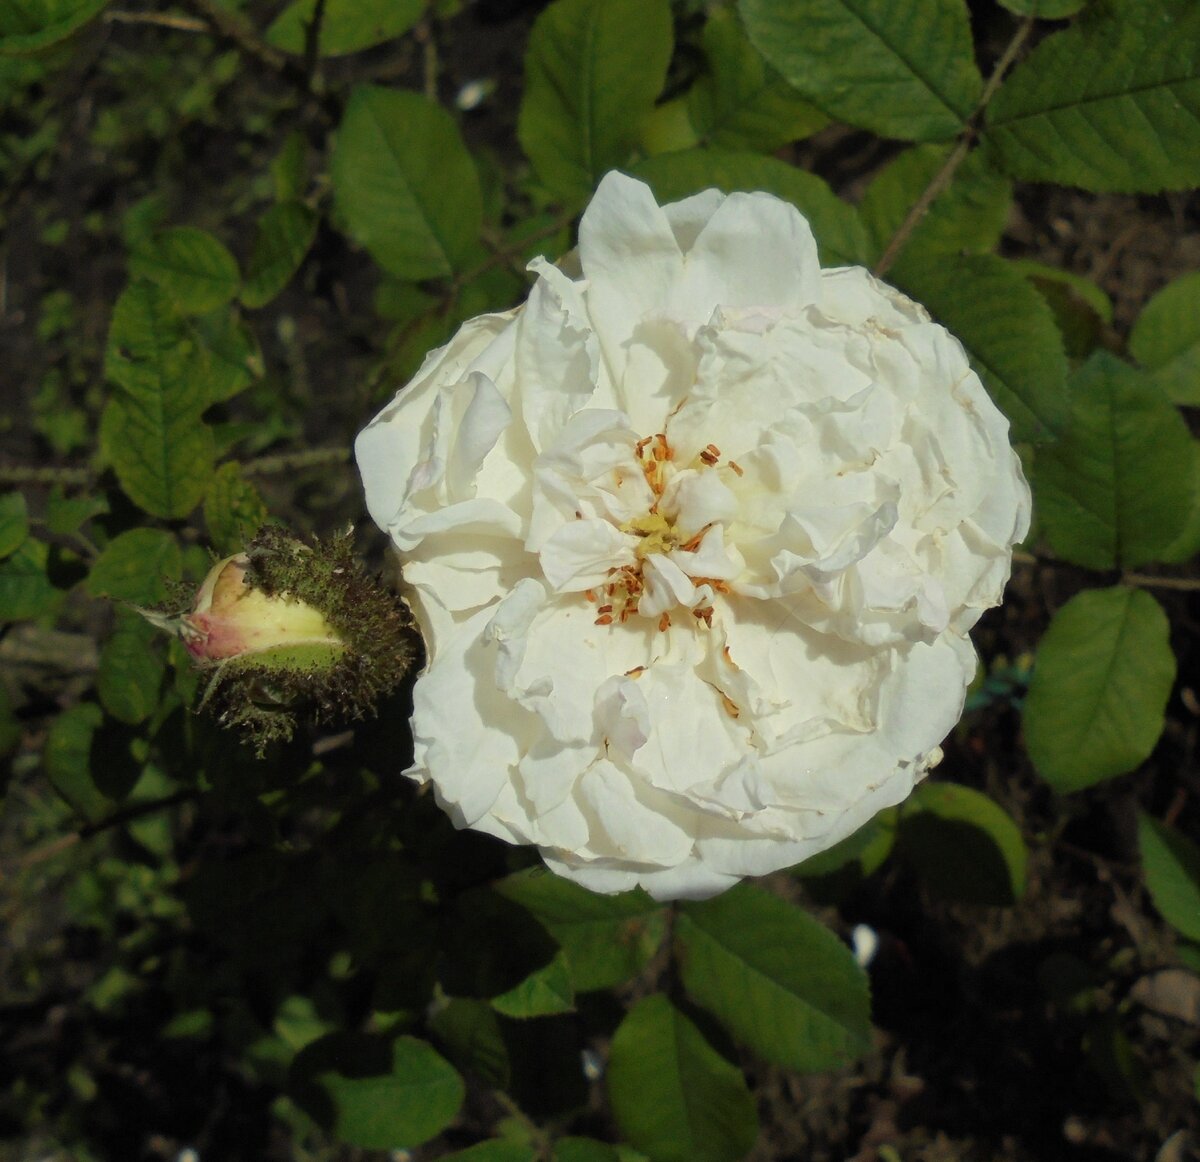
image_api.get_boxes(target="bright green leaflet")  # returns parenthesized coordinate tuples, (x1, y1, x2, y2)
(266, 0, 425, 57)
(332, 86, 482, 280)
(129, 227, 241, 316)
(996, 0, 1086, 15)
(518, 0, 673, 203)
(676, 884, 871, 1072)
(1129, 270, 1200, 406)
(0, 0, 108, 55)
(894, 253, 1069, 444)
(897, 782, 1028, 905)
(490, 951, 575, 1018)
(86, 527, 181, 605)
(1024, 587, 1175, 793)
(686, 8, 827, 152)
(631, 149, 869, 268)
(985, 0, 1200, 192)
(494, 869, 666, 993)
(102, 282, 215, 518)
(1034, 352, 1193, 570)
(859, 145, 1012, 263)
(241, 201, 318, 309)
(1138, 814, 1200, 942)
(0, 492, 28, 560)
(607, 995, 758, 1162)
(190, 308, 264, 406)
(738, 0, 982, 142)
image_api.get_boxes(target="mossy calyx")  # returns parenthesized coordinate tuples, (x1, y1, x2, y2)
(175, 525, 416, 752)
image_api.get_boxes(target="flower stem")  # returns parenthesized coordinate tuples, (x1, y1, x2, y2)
(873, 16, 1036, 279)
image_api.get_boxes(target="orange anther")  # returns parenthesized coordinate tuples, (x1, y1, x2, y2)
(594, 613, 614, 626)
(658, 612, 671, 632)
(728, 460, 744, 477)
(625, 665, 646, 678)
(597, 604, 613, 614)
(719, 692, 740, 718)
(679, 523, 714, 553)
(584, 589, 596, 602)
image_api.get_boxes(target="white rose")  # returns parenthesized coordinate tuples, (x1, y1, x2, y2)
(356, 171, 1031, 901)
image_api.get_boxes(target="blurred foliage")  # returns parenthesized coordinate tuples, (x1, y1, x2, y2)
(2, 0, 1200, 1159)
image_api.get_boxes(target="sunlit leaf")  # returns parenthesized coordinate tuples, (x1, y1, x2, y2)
(1035, 352, 1193, 569)
(1010, 259, 1112, 361)
(490, 951, 575, 1019)
(1138, 813, 1200, 942)
(676, 884, 871, 1071)
(241, 201, 318, 309)
(266, 0, 425, 56)
(632, 149, 869, 268)
(129, 227, 241, 316)
(332, 85, 482, 280)
(985, 0, 1200, 192)
(738, 0, 982, 141)
(1129, 270, 1200, 406)
(190, 308, 264, 405)
(607, 995, 758, 1162)
(518, 0, 673, 203)
(1024, 586, 1175, 792)
(86, 528, 181, 605)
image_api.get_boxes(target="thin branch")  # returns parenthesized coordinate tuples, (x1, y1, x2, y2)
(104, 10, 209, 33)
(1013, 548, 1200, 592)
(413, 19, 439, 101)
(873, 16, 1036, 278)
(181, 0, 290, 75)
(0, 464, 93, 486)
(241, 445, 350, 476)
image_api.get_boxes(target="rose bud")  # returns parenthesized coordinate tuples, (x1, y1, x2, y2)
(150, 525, 415, 752)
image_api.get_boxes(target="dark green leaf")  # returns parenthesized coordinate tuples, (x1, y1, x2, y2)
(494, 868, 666, 992)
(631, 149, 869, 267)
(102, 283, 214, 518)
(203, 462, 268, 556)
(267, 0, 425, 57)
(44, 702, 112, 821)
(491, 951, 575, 1018)
(1159, 442, 1200, 564)
(676, 884, 870, 1071)
(86, 528, 181, 605)
(893, 253, 1068, 443)
(518, 0, 673, 202)
(1024, 586, 1175, 792)
(0, 492, 28, 559)
(428, 998, 510, 1088)
(241, 201, 318, 309)
(97, 609, 165, 725)
(687, 7, 827, 152)
(1010, 259, 1112, 361)
(985, 0, 1200, 192)
(44, 490, 109, 537)
(440, 1142, 536, 1162)
(0, 538, 63, 621)
(1129, 270, 1200, 405)
(292, 1033, 464, 1150)
(332, 85, 482, 280)
(0, 0, 109, 55)
(860, 146, 1012, 263)
(1138, 813, 1200, 942)
(1034, 352, 1193, 569)
(607, 995, 758, 1162)
(0, 682, 19, 758)
(897, 782, 1028, 905)
(996, 0, 1086, 15)
(738, 0, 982, 142)
(440, 887, 559, 998)
(129, 227, 241, 316)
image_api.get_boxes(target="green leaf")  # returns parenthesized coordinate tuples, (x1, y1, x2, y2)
(1010, 259, 1112, 361)
(102, 283, 214, 518)
(996, 0, 1086, 15)
(1129, 270, 1200, 406)
(0, 0, 109, 55)
(97, 609, 165, 725)
(860, 146, 1012, 263)
(555, 1139, 645, 1162)
(267, 0, 425, 56)
(1034, 352, 1193, 570)
(738, 0, 982, 142)
(241, 201, 318, 309)
(1138, 814, 1200, 942)
(892, 253, 1069, 443)
(441, 1142, 536, 1162)
(793, 810, 896, 880)
(491, 951, 575, 1018)
(985, 0, 1200, 192)
(0, 538, 62, 621)
(203, 462, 268, 556)
(129, 227, 241, 316)
(518, 0, 673, 203)
(687, 8, 827, 152)
(631, 150, 869, 268)
(676, 884, 870, 1071)
(608, 995, 757, 1162)
(1159, 442, 1200, 564)
(494, 868, 666, 993)
(292, 1033, 464, 1150)
(427, 998, 510, 1088)
(896, 782, 1028, 905)
(86, 528, 181, 605)
(1024, 586, 1175, 793)
(191, 308, 264, 404)
(0, 492, 28, 559)
(45, 702, 111, 821)
(332, 85, 482, 280)
(45, 490, 108, 537)
(0, 682, 20, 758)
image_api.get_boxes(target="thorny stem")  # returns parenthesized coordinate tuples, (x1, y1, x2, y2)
(873, 15, 1036, 279)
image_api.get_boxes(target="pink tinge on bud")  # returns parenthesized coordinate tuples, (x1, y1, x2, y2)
(181, 554, 343, 663)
